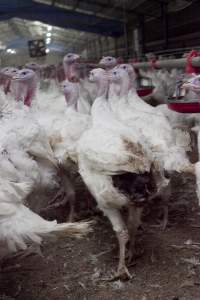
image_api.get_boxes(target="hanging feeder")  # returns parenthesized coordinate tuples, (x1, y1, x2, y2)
(130, 58, 155, 97)
(167, 50, 200, 113)
(136, 75, 154, 97)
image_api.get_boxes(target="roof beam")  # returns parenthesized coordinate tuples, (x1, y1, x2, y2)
(0, 0, 124, 37)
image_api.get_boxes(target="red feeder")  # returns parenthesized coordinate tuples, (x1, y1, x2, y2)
(137, 87, 154, 97)
(168, 101, 200, 113)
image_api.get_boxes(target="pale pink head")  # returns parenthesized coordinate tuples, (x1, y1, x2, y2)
(99, 56, 117, 70)
(60, 79, 79, 110)
(118, 64, 136, 79)
(89, 68, 109, 98)
(1, 67, 18, 94)
(63, 53, 80, 82)
(1, 67, 18, 78)
(25, 62, 40, 72)
(110, 67, 130, 97)
(12, 68, 38, 106)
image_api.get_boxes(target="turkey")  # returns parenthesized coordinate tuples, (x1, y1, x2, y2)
(0, 178, 92, 263)
(45, 79, 91, 220)
(63, 52, 94, 107)
(99, 56, 117, 71)
(77, 68, 163, 279)
(0, 84, 92, 263)
(11, 68, 38, 107)
(109, 64, 193, 174)
(0, 67, 19, 98)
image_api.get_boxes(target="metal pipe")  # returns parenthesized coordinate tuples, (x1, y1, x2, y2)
(132, 57, 200, 69)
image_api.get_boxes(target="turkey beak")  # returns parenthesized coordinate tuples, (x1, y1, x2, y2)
(74, 54, 81, 62)
(99, 58, 106, 67)
(11, 75, 20, 81)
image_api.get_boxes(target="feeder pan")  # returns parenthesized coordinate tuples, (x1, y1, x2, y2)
(137, 86, 154, 97)
(136, 77, 154, 97)
(167, 97, 200, 113)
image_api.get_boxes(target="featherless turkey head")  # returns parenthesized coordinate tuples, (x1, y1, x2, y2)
(12, 68, 36, 82)
(12, 68, 38, 106)
(99, 56, 117, 70)
(118, 64, 137, 89)
(89, 68, 107, 82)
(1, 67, 18, 78)
(118, 64, 136, 80)
(63, 53, 80, 64)
(25, 62, 40, 72)
(110, 67, 130, 97)
(110, 67, 127, 83)
(61, 79, 79, 108)
(63, 53, 80, 82)
(25, 62, 41, 78)
(89, 68, 109, 98)
(1, 67, 18, 94)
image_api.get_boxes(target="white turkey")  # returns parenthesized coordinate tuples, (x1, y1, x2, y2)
(109, 64, 193, 174)
(77, 67, 163, 279)
(0, 177, 92, 264)
(63, 53, 95, 107)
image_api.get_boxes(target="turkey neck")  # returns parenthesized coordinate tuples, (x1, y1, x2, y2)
(64, 85, 79, 111)
(16, 76, 37, 106)
(63, 62, 79, 81)
(118, 73, 130, 97)
(95, 77, 109, 98)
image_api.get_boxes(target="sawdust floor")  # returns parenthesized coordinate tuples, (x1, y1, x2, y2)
(1, 174, 200, 300)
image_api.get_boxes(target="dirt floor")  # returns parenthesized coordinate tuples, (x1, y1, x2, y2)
(1, 173, 200, 300)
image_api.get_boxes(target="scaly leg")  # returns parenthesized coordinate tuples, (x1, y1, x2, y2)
(13, 244, 44, 260)
(127, 205, 143, 263)
(103, 207, 132, 280)
(41, 169, 76, 222)
(116, 229, 131, 280)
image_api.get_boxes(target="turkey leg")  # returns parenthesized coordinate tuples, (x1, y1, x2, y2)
(127, 204, 143, 263)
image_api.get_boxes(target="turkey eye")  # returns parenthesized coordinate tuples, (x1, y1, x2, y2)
(123, 66, 126, 69)
(108, 58, 111, 61)
(68, 55, 72, 58)
(22, 72, 27, 75)
(113, 71, 117, 75)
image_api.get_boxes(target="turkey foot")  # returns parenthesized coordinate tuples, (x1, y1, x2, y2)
(126, 243, 144, 265)
(14, 244, 44, 260)
(114, 230, 132, 280)
(0, 263, 21, 272)
(39, 186, 66, 213)
(48, 186, 65, 206)
(150, 205, 169, 230)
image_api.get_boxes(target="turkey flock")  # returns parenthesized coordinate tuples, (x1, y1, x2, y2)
(1, 51, 200, 281)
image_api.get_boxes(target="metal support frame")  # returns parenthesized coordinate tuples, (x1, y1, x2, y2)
(0, 0, 123, 37)
(132, 56, 200, 69)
